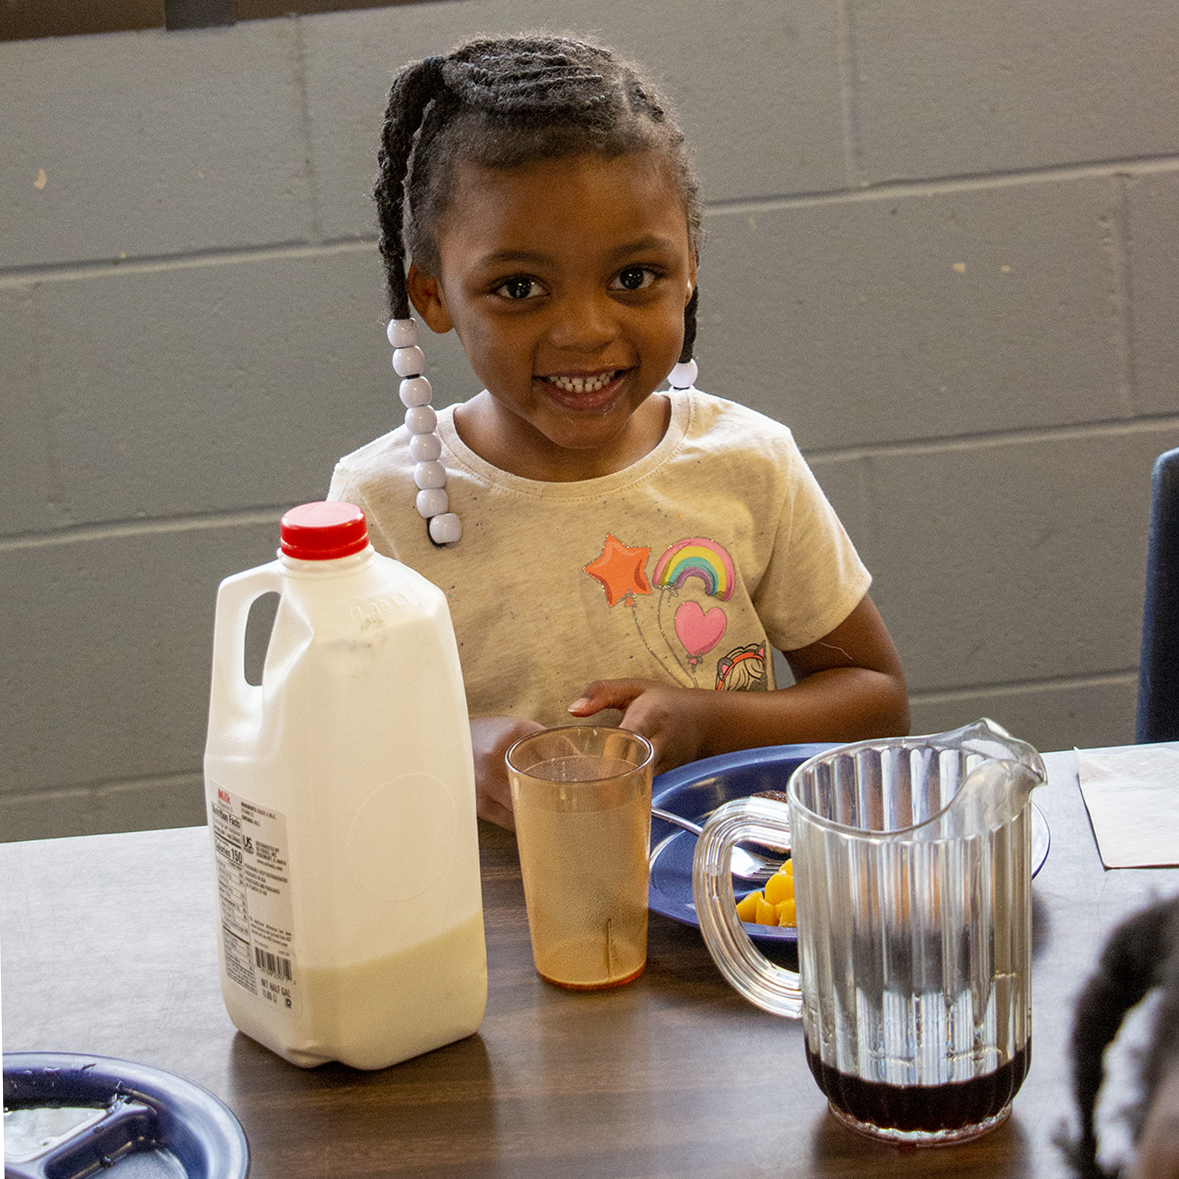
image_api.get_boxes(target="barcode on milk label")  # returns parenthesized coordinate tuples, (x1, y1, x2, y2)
(209, 784, 300, 1015)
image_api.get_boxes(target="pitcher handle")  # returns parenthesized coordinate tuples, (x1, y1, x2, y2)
(692, 797, 803, 1018)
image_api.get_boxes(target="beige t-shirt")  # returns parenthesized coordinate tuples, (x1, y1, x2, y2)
(328, 388, 870, 727)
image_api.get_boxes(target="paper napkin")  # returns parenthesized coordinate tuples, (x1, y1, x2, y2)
(1077, 745, 1179, 868)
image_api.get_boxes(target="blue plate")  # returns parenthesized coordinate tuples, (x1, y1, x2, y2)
(649, 745, 830, 945)
(648, 744, 1051, 946)
(3, 1053, 249, 1179)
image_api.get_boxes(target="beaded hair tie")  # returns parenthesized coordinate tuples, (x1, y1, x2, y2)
(387, 317, 462, 546)
(667, 359, 698, 391)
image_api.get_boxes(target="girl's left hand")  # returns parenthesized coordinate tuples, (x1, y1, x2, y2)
(567, 595, 910, 779)
(567, 679, 706, 776)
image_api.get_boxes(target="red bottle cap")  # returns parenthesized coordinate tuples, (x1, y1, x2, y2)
(280, 501, 370, 561)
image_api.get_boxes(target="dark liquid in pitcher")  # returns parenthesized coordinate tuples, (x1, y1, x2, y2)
(805, 1040, 1030, 1134)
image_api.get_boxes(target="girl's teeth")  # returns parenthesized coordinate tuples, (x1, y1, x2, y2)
(547, 371, 616, 394)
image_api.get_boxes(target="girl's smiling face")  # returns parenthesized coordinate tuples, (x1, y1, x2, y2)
(407, 151, 697, 482)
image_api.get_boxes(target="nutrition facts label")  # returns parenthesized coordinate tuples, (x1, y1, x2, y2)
(209, 784, 300, 1015)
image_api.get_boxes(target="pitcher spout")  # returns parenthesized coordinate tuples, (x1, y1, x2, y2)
(919, 718, 1048, 841)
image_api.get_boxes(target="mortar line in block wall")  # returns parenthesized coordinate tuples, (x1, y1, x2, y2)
(0, 238, 374, 288)
(0, 508, 290, 553)
(834, 0, 864, 191)
(0, 770, 205, 807)
(291, 18, 325, 245)
(704, 154, 1179, 218)
(803, 412, 1179, 464)
(908, 668, 1138, 706)
(1109, 174, 1140, 418)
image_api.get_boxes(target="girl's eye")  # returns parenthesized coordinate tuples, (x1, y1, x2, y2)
(494, 277, 544, 300)
(612, 266, 657, 292)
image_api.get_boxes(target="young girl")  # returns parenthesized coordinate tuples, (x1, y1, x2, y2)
(328, 34, 909, 828)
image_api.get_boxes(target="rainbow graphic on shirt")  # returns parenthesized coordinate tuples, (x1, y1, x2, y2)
(651, 537, 736, 601)
(585, 532, 751, 685)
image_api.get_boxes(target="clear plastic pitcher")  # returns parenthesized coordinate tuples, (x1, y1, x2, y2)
(693, 720, 1046, 1145)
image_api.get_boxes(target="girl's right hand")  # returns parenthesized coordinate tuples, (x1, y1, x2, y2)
(469, 715, 544, 831)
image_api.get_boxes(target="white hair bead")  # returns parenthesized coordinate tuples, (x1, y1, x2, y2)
(404, 404, 437, 435)
(388, 317, 459, 545)
(428, 512, 462, 545)
(416, 487, 449, 518)
(387, 318, 419, 348)
(414, 460, 447, 490)
(399, 376, 433, 407)
(392, 345, 425, 377)
(409, 432, 442, 462)
(668, 359, 698, 390)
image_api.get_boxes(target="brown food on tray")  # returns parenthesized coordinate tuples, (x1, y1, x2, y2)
(752, 789, 790, 805)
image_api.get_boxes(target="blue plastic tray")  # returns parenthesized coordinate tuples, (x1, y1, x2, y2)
(3, 1053, 248, 1179)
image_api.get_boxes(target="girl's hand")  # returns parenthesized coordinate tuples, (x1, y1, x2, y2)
(567, 594, 909, 777)
(568, 680, 707, 776)
(469, 715, 544, 830)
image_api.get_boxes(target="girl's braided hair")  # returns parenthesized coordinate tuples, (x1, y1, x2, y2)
(374, 33, 702, 364)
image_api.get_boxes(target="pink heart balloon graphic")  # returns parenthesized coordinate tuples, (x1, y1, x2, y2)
(674, 600, 727, 659)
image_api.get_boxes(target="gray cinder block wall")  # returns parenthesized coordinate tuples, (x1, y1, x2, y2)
(2, 0, 1178, 840)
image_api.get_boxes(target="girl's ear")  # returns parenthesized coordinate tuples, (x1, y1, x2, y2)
(407, 263, 454, 333)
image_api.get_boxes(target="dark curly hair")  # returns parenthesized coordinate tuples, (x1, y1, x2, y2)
(374, 33, 701, 363)
(1064, 894, 1179, 1177)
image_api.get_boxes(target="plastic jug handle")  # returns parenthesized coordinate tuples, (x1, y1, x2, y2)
(209, 562, 284, 720)
(692, 798, 803, 1018)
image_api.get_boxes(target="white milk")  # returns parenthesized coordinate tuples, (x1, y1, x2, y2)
(204, 502, 487, 1069)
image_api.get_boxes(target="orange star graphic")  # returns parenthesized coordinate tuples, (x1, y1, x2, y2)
(584, 534, 652, 607)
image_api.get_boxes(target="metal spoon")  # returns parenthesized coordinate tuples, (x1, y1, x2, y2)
(651, 806, 787, 884)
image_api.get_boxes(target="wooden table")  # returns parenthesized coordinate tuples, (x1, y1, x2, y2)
(4, 749, 1178, 1178)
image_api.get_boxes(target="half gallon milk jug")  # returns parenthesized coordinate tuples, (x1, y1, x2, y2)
(203, 501, 487, 1069)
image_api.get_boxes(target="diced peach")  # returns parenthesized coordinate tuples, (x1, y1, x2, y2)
(736, 890, 761, 923)
(763, 868, 794, 905)
(755, 895, 778, 926)
(734, 858, 800, 928)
